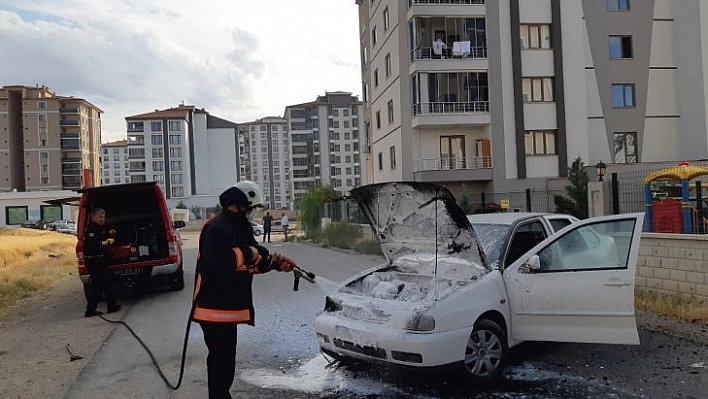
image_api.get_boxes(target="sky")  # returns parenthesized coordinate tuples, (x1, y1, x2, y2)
(0, 0, 362, 143)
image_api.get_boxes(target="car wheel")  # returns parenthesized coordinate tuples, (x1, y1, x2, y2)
(168, 270, 185, 291)
(254, 230, 261, 237)
(460, 319, 508, 383)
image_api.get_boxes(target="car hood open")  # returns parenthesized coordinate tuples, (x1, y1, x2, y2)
(350, 182, 489, 274)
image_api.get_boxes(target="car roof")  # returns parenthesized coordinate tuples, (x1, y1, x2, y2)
(466, 212, 572, 226)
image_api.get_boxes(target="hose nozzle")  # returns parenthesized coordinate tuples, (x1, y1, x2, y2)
(293, 265, 315, 291)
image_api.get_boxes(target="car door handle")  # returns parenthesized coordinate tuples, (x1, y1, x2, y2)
(604, 279, 632, 287)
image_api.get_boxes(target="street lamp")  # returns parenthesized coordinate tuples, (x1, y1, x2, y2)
(595, 160, 607, 182)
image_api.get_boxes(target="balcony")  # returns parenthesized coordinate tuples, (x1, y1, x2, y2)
(412, 101, 490, 128)
(59, 107, 79, 114)
(412, 46, 487, 61)
(60, 119, 80, 126)
(413, 156, 492, 183)
(409, 0, 485, 4)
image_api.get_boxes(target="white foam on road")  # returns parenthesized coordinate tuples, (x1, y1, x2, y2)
(238, 355, 399, 396)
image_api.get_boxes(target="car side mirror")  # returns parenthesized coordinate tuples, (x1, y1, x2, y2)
(173, 220, 186, 229)
(520, 254, 541, 274)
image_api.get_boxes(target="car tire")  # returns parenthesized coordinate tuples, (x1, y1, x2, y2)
(459, 319, 508, 384)
(254, 230, 261, 237)
(168, 270, 185, 291)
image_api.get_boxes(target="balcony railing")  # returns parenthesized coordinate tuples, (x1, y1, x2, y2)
(412, 101, 489, 116)
(59, 107, 79, 114)
(412, 46, 487, 60)
(409, 0, 485, 5)
(414, 156, 492, 172)
(60, 119, 80, 126)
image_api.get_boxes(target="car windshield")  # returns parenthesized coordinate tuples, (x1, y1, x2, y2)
(470, 223, 510, 265)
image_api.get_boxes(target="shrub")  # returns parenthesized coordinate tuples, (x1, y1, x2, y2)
(353, 240, 382, 256)
(321, 222, 361, 250)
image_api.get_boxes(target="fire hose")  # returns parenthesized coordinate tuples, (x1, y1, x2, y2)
(94, 260, 316, 390)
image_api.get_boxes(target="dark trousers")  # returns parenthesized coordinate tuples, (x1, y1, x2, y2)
(86, 259, 117, 311)
(262, 228, 271, 243)
(200, 323, 238, 399)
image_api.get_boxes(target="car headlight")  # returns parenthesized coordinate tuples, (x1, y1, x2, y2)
(406, 313, 435, 332)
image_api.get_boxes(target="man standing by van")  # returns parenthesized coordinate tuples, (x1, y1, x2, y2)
(193, 181, 296, 398)
(84, 208, 121, 317)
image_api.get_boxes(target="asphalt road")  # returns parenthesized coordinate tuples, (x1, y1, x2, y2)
(63, 235, 708, 398)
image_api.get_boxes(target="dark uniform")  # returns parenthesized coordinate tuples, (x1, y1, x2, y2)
(84, 222, 118, 315)
(262, 213, 273, 243)
(192, 209, 272, 398)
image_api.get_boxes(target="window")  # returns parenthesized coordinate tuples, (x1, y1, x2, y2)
(104, 178, 110, 184)
(152, 148, 163, 158)
(40, 151, 48, 159)
(168, 121, 182, 131)
(151, 121, 162, 132)
(607, 0, 630, 11)
(170, 161, 183, 171)
(389, 146, 396, 170)
(538, 219, 636, 272)
(378, 152, 383, 171)
(612, 84, 635, 108)
(609, 36, 633, 59)
(524, 130, 557, 155)
(374, 69, 379, 87)
(113, 162, 121, 169)
(38, 114, 47, 122)
(170, 148, 183, 157)
(153, 161, 164, 171)
(440, 135, 466, 169)
(383, 7, 390, 30)
(387, 100, 394, 124)
(128, 121, 144, 132)
(41, 165, 48, 172)
(151, 135, 163, 145)
(613, 132, 637, 163)
(522, 78, 554, 102)
(372, 27, 378, 46)
(153, 174, 164, 184)
(169, 134, 182, 145)
(171, 173, 183, 184)
(40, 139, 46, 147)
(520, 24, 551, 49)
(376, 111, 381, 129)
(37, 101, 47, 109)
(385, 53, 392, 78)
(171, 187, 184, 197)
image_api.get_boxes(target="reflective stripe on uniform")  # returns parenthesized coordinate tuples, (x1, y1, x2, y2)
(193, 307, 251, 323)
(233, 248, 245, 271)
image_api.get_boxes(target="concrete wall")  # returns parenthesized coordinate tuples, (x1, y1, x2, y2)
(637, 233, 708, 302)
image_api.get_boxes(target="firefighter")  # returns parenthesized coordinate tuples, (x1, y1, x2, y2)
(84, 208, 121, 317)
(193, 180, 296, 398)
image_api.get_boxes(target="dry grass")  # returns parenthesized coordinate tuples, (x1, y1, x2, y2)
(0, 228, 77, 308)
(636, 289, 708, 324)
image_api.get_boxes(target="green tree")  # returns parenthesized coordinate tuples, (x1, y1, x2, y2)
(300, 186, 338, 238)
(554, 156, 589, 219)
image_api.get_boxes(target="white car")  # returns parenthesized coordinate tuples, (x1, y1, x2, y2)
(315, 182, 643, 383)
(251, 221, 264, 236)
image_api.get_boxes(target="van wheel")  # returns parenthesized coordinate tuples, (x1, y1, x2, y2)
(459, 319, 508, 384)
(169, 270, 185, 291)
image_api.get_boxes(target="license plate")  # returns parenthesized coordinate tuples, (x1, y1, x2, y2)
(114, 267, 144, 276)
(334, 325, 375, 346)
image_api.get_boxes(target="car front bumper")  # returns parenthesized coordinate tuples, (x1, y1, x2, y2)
(315, 312, 470, 367)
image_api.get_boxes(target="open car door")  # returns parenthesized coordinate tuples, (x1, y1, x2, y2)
(503, 213, 644, 345)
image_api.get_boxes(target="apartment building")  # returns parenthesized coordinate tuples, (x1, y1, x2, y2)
(0, 85, 102, 192)
(284, 92, 365, 207)
(124, 105, 239, 200)
(100, 140, 129, 186)
(239, 117, 290, 210)
(357, 0, 708, 196)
